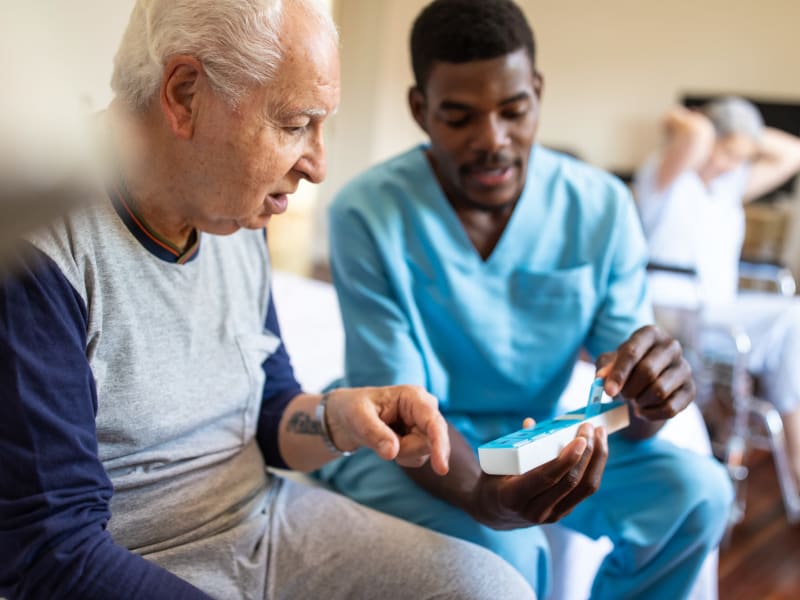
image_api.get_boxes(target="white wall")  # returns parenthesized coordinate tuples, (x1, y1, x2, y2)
(20, 1, 136, 110)
(530, 0, 800, 170)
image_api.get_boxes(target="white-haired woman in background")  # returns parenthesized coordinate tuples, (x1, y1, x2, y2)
(634, 97, 800, 489)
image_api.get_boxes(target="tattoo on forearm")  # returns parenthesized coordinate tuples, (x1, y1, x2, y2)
(286, 411, 323, 436)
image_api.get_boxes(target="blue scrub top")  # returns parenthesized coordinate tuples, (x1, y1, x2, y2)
(329, 145, 652, 446)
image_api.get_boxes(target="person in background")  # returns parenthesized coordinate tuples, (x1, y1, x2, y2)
(634, 97, 800, 488)
(0, 1, 537, 598)
(319, 0, 733, 598)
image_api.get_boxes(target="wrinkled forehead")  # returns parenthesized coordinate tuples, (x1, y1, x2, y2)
(245, 15, 341, 116)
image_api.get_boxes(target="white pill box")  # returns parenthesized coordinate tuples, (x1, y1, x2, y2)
(477, 401, 630, 476)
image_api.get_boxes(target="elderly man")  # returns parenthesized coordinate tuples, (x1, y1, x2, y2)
(320, 0, 733, 599)
(0, 1, 535, 599)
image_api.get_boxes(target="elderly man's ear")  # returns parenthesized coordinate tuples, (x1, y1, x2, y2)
(160, 56, 204, 140)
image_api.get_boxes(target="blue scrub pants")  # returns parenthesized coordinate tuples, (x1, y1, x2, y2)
(318, 434, 733, 600)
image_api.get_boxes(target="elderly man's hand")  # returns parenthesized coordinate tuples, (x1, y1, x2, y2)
(596, 325, 696, 423)
(323, 385, 450, 475)
(469, 423, 608, 529)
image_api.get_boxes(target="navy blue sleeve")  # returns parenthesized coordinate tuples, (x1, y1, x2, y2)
(0, 247, 211, 600)
(256, 289, 303, 468)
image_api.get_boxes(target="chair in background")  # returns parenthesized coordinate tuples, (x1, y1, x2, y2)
(738, 260, 797, 296)
(647, 260, 800, 542)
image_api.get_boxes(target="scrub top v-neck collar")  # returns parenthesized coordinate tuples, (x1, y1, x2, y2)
(412, 144, 547, 276)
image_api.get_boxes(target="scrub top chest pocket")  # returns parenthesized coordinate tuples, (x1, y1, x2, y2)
(507, 263, 596, 363)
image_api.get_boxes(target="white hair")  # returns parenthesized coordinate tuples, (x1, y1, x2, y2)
(111, 0, 337, 111)
(702, 96, 764, 143)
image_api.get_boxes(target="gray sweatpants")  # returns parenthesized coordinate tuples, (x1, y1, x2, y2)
(146, 474, 534, 599)
(264, 477, 535, 600)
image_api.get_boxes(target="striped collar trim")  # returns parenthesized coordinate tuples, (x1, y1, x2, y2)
(109, 184, 200, 265)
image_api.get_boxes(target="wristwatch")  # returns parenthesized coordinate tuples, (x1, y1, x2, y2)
(315, 393, 355, 456)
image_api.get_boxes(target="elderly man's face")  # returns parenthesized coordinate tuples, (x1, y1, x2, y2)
(410, 48, 542, 212)
(186, 21, 340, 234)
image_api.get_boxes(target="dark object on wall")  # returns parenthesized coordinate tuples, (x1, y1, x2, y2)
(683, 94, 800, 202)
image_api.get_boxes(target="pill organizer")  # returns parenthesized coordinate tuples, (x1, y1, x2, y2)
(477, 400, 630, 476)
